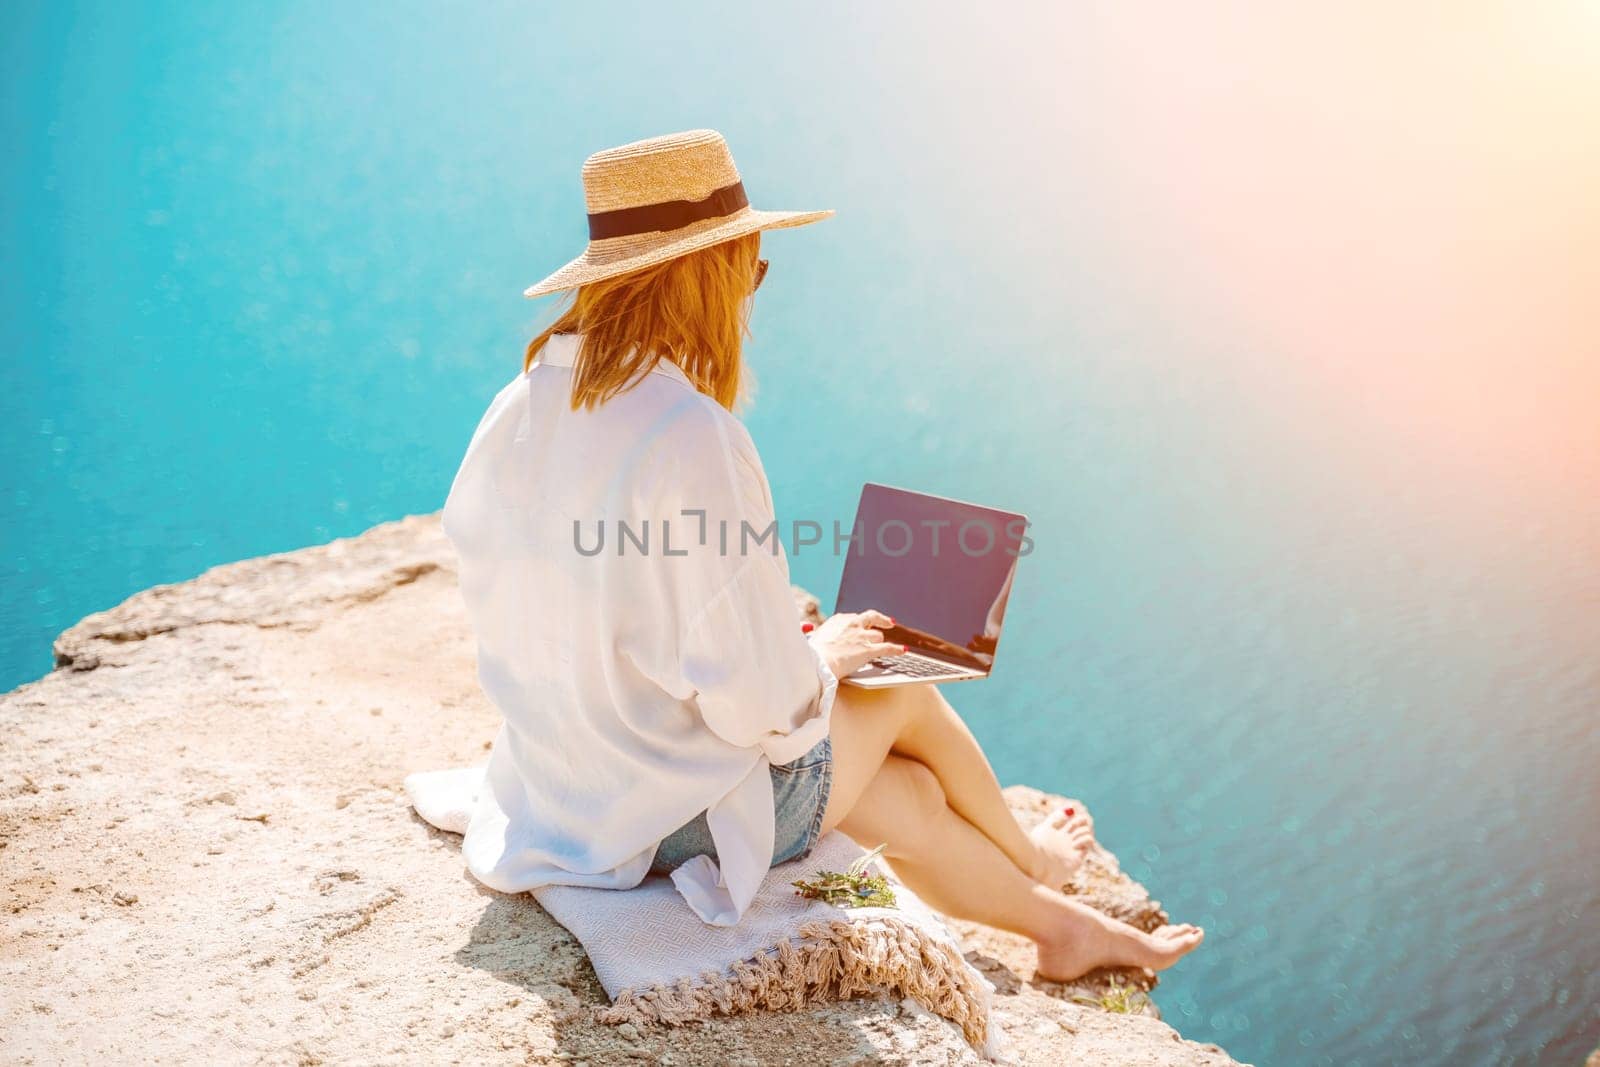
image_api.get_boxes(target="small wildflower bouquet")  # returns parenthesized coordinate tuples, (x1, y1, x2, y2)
(792, 843, 898, 909)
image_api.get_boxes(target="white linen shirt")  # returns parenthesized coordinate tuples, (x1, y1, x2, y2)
(440, 331, 838, 926)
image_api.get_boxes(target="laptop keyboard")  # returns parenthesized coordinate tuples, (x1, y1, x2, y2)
(870, 653, 967, 678)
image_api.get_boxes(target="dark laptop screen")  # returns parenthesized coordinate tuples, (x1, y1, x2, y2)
(834, 483, 1026, 672)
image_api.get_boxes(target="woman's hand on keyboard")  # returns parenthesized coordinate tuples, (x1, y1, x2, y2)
(808, 609, 905, 679)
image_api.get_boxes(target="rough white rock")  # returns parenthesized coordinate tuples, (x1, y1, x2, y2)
(2, 512, 1244, 1066)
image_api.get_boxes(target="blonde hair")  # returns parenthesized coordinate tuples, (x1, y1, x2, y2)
(523, 232, 761, 412)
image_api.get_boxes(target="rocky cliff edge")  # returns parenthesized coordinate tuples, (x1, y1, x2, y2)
(2, 513, 1243, 1066)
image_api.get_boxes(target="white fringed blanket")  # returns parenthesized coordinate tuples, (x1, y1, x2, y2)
(403, 765, 1002, 1057)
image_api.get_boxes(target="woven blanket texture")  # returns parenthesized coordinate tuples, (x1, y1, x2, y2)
(403, 764, 1002, 1056)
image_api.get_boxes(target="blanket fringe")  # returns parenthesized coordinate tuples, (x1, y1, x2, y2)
(594, 916, 991, 1050)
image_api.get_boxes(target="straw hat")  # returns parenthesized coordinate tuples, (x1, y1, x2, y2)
(522, 129, 833, 298)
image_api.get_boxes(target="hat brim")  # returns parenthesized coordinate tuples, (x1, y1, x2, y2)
(522, 206, 833, 298)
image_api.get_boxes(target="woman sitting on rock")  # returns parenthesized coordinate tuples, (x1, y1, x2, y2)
(441, 129, 1203, 982)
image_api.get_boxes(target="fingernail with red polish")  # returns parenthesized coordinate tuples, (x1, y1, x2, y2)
(801, 622, 814, 633)
(887, 616, 896, 625)
(1063, 807, 1075, 817)
(899, 644, 908, 652)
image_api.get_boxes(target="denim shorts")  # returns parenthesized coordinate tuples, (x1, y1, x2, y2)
(648, 735, 833, 876)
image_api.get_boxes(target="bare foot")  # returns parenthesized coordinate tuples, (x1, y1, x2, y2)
(1027, 804, 1096, 887)
(1034, 899, 1205, 982)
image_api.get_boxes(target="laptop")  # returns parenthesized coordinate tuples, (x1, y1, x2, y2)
(834, 483, 1027, 688)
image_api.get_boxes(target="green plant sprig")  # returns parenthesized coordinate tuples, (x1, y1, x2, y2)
(792, 843, 898, 908)
(1072, 975, 1151, 1014)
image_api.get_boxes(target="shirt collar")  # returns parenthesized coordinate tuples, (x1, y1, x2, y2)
(532, 332, 694, 390)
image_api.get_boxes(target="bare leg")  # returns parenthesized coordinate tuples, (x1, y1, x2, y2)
(838, 756, 1204, 980)
(821, 683, 1091, 887)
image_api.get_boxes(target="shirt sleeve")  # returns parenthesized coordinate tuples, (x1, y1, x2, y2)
(640, 402, 837, 765)
(679, 553, 839, 766)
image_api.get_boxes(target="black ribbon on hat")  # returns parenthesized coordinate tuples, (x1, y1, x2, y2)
(586, 180, 749, 240)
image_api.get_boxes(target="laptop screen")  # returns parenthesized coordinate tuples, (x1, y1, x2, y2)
(834, 483, 1027, 672)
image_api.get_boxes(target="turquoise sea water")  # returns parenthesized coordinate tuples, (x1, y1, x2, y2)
(5, 4, 1596, 1064)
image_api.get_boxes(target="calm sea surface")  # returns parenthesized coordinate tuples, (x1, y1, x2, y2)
(4, 4, 1595, 1064)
